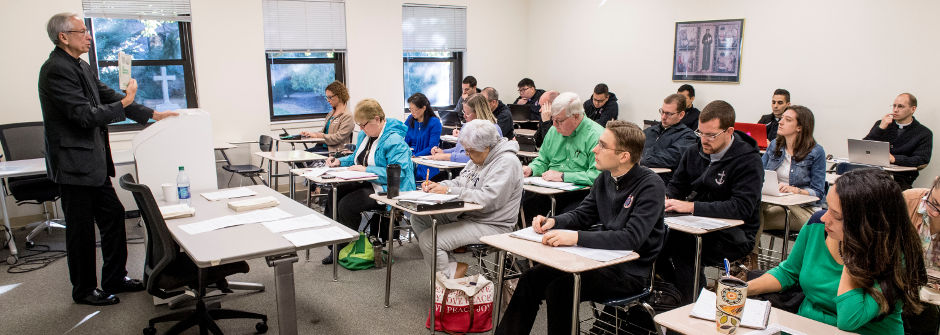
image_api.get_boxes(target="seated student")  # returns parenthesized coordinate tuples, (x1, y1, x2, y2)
(447, 75, 481, 125)
(583, 83, 619, 127)
(748, 169, 926, 334)
(660, 100, 764, 303)
(300, 80, 354, 153)
(413, 120, 523, 278)
(482, 87, 515, 139)
(322, 99, 415, 264)
(676, 84, 700, 130)
(428, 94, 503, 163)
(404, 92, 442, 181)
(513, 77, 546, 120)
(641, 93, 697, 182)
(760, 105, 827, 233)
(522, 92, 603, 223)
(533, 90, 561, 148)
(863, 92, 933, 190)
(902, 176, 940, 335)
(496, 121, 666, 335)
(758, 88, 791, 140)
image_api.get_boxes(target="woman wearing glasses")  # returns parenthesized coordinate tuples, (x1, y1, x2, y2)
(428, 94, 502, 164)
(300, 81, 354, 153)
(322, 99, 416, 264)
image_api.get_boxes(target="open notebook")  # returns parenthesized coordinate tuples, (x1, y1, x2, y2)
(523, 177, 581, 191)
(690, 288, 772, 330)
(394, 191, 459, 204)
(664, 215, 732, 231)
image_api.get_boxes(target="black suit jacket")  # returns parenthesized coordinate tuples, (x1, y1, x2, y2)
(38, 47, 153, 186)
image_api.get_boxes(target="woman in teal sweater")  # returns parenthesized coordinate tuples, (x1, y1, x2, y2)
(747, 169, 926, 334)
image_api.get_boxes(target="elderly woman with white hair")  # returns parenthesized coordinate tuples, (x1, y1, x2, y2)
(413, 119, 524, 278)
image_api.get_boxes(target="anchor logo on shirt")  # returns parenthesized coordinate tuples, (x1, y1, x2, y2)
(715, 171, 727, 185)
(623, 195, 634, 209)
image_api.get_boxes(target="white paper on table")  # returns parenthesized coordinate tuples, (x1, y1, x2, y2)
(179, 207, 293, 235)
(441, 135, 459, 142)
(234, 207, 292, 223)
(414, 158, 467, 168)
(394, 191, 459, 204)
(328, 170, 377, 180)
(665, 215, 731, 231)
(690, 288, 772, 330)
(741, 324, 807, 335)
(509, 227, 633, 262)
(523, 177, 581, 191)
(201, 187, 257, 201)
(509, 226, 550, 242)
(261, 214, 332, 233)
(118, 52, 133, 90)
(281, 226, 353, 247)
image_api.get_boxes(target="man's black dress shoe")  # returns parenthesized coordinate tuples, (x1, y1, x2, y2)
(74, 289, 120, 306)
(103, 277, 145, 294)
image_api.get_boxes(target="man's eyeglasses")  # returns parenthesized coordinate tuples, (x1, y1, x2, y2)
(552, 115, 571, 125)
(66, 29, 88, 36)
(596, 141, 624, 152)
(694, 128, 728, 140)
(518, 86, 531, 93)
(891, 104, 908, 109)
(659, 109, 678, 117)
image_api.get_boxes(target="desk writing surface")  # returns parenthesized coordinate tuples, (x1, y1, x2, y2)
(254, 151, 327, 162)
(0, 158, 46, 178)
(411, 157, 467, 170)
(654, 303, 854, 335)
(369, 194, 483, 216)
(517, 151, 538, 159)
(213, 142, 237, 150)
(665, 216, 744, 235)
(761, 193, 819, 206)
(480, 233, 639, 273)
(290, 167, 380, 184)
(650, 167, 671, 174)
(522, 184, 588, 196)
(826, 157, 917, 172)
(277, 137, 325, 144)
(515, 129, 536, 137)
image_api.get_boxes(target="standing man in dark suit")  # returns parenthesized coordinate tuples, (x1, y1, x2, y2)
(38, 13, 177, 306)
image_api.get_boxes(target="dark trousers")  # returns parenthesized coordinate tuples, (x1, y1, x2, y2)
(520, 189, 588, 226)
(495, 264, 644, 335)
(60, 181, 128, 300)
(326, 182, 383, 234)
(658, 229, 753, 304)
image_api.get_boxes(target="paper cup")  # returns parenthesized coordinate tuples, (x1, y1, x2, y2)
(716, 277, 748, 334)
(162, 183, 178, 203)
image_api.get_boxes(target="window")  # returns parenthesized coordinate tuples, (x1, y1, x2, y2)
(402, 5, 466, 109)
(266, 52, 345, 121)
(263, 0, 348, 121)
(83, 0, 197, 130)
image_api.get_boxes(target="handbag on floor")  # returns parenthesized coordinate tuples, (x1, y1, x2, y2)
(426, 272, 494, 334)
(338, 232, 374, 270)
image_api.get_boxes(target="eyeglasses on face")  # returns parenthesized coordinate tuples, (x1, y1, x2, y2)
(659, 109, 678, 117)
(694, 128, 728, 140)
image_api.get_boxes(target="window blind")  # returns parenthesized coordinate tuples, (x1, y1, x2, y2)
(82, 0, 192, 21)
(263, 0, 347, 52)
(402, 4, 466, 52)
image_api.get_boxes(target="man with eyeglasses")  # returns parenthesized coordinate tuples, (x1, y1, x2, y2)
(658, 100, 764, 304)
(513, 78, 546, 121)
(863, 93, 933, 190)
(482, 87, 515, 139)
(641, 94, 697, 182)
(583, 83, 619, 127)
(38, 13, 177, 306)
(758, 88, 791, 140)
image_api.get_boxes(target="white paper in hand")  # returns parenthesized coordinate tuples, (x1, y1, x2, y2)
(118, 51, 133, 90)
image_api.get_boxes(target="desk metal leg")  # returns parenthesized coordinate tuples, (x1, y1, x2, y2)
(385, 209, 397, 308)
(267, 160, 273, 188)
(492, 250, 507, 331)
(571, 273, 581, 335)
(550, 196, 556, 216)
(289, 171, 296, 201)
(266, 253, 300, 335)
(781, 206, 791, 261)
(692, 236, 703, 301)
(332, 189, 339, 281)
(1, 181, 18, 264)
(429, 218, 438, 334)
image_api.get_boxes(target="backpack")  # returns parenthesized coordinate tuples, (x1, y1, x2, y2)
(338, 233, 374, 270)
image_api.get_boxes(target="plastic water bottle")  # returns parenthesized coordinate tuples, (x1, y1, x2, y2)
(177, 166, 191, 205)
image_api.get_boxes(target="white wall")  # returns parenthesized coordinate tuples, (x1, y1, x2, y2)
(526, 0, 940, 187)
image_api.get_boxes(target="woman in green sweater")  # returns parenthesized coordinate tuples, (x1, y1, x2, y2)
(747, 169, 926, 334)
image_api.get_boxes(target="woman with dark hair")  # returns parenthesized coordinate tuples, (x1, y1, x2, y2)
(301, 81, 354, 153)
(748, 169, 927, 334)
(760, 105, 827, 232)
(405, 92, 442, 180)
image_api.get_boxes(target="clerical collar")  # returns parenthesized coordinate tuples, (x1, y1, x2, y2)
(897, 121, 912, 129)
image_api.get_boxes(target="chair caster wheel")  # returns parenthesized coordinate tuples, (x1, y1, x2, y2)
(143, 326, 156, 335)
(25, 241, 34, 248)
(6, 255, 16, 265)
(255, 321, 268, 333)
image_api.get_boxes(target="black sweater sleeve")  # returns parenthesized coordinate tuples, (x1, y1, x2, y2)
(577, 175, 664, 250)
(534, 120, 553, 148)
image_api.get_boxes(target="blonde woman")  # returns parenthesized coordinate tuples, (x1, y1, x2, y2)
(428, 94, 503, 163)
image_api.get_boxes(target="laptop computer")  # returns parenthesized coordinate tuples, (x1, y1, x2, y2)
(508, 104, 532, 121)
(848, 139, 891, 167)
(734, 123, 769, 149)
(762, 170, 791, 196)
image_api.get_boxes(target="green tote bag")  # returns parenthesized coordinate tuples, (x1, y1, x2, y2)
(338, 233, 374, 270)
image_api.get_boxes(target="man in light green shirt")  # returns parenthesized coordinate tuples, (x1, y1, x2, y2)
(521, 92, 604, 224)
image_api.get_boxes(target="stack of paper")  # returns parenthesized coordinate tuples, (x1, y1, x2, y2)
(689, 288, 772, 330)
(260, 214, 332, 233)
(282, 226, 354, 247)
(179, 207, 293, 235)
(523, 177, 581, 191)
(327, 170, 377, 180)
(415, 158, 467, 168)
(665, 215, 731, 231)
(394, 191, 459, 204)
(227, 196, 280, 212)
(159, 204, 195, 219)
(508, 227, 634, 262)
(201, 187, 257, 201)
(441, 135, 459, 142)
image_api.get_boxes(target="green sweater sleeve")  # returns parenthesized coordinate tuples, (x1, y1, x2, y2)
(767, 223, 813, 290)
(833, 288, 883, 331)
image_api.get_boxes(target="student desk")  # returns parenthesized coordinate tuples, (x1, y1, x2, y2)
(650, 167, 671, 174)
(827, 157, 918, 172)
(664, 216, 744, 300)
(294, 168, 378, 260)
(760, 193, 819, 262)
(515, 128, 536, 137)
(412, 157, 467, 180)
(166, 185, 357, 335)
(369, 194, 483, 333)
(0, 158, 47, 264)
(440, 134, 458, 144)
(480, 233, 640, 335)
(522, 184, 590, 217)
(654, 303, 854, 334)
(253, 151, 326, 199)
(213, 141, 237, 165)
(275, 137, 324, 151)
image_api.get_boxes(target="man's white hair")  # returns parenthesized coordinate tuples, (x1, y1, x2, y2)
(458, 119, 500, 152)
(47, 13, 79, 46)
(550, 92, 584, 117)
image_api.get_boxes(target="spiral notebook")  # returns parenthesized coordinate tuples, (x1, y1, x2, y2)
(690, 288, 772, 330)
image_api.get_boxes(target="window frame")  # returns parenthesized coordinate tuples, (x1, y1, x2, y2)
(85, 18, 199, 132)
(265, 52, 346, 122)
(402, 51, 463, 111)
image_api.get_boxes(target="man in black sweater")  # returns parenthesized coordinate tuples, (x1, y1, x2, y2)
(677, 84, 700, 130)
(660, 100, 764, 303)
(496, 121, 666, 335)
(863, 92, 933, 190)
(642, 93, 697, 182)
(482, 87, 515, 139)
(757, 88, 791, 140)
(513, 77, 546, 121)
(583, 83, 619, 127)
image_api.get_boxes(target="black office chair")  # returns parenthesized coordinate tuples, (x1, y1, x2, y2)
(118, 174, 268, 335)
(222, 135, 273, 187)
(0, 122, 64, 247)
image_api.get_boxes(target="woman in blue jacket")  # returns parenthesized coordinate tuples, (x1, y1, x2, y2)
(405, 92, 442, 180)
(322, 98, 416, 264)
(760, 105, 827, 232)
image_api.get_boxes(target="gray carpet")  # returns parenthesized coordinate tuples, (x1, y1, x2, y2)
(0, 218, 556, 334)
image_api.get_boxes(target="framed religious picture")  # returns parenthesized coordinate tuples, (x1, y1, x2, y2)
(673, 19, 744, 82)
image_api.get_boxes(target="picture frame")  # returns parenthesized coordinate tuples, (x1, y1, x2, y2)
(672, 19, 744, 83)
